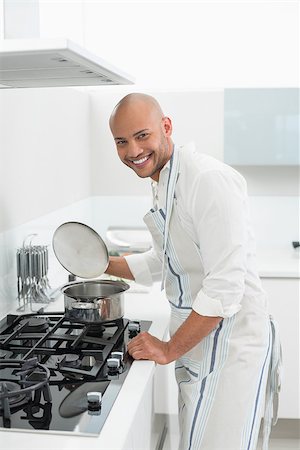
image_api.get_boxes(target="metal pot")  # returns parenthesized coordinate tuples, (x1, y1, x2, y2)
(62, 279, 129, 324)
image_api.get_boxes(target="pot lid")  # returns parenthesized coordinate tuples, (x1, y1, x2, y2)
(52, 222, 109, 279)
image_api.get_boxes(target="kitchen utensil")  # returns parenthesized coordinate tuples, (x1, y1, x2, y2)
(16, 235, 52, 306)
(52, 222, 109, 278)
(62, 279, 129, 323)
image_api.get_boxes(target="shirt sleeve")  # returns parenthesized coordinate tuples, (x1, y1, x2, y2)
(124, 247, 162, 286)
(189, 169, 249, 318)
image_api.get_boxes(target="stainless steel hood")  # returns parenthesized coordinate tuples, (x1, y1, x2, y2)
(0, 38, 134, 89)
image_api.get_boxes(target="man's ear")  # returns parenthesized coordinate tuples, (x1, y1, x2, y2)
(162, 116, 172, 136)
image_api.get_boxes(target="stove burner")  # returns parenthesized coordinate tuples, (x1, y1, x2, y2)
(85, 324, 105, 337)
(0, 381, 28, 409)
(0, 358, 51, 424)
(19, 317, 50, 333)
(58, 354, 81, 369)
(64, 354, 80, 363)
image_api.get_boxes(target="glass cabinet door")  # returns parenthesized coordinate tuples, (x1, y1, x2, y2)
(224, 88, 299, 166)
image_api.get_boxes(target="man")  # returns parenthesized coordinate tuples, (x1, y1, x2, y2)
(106, 93, 281, 450)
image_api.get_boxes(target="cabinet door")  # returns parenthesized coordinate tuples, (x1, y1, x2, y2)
(224, 88, 299, 166)
(122, 376, 154, 450)
(261, 277, 300, 418)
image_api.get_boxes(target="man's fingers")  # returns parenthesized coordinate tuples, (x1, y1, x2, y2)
(127, 331, 170, 364)
(128, 332, 153, 359)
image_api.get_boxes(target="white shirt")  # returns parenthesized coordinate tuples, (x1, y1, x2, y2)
(124, 142, 266, 318)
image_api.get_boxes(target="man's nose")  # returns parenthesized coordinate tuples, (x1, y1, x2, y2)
(128, 140, 143, 158)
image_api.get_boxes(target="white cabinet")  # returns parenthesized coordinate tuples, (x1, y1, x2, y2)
(122, 376, 155, 450)
(224, 88, 299, 166)
(261, 277, 300, 418)
(154, 362, 178, 415)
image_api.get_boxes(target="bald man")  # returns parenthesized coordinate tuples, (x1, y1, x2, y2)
(106, 93, 281, 450)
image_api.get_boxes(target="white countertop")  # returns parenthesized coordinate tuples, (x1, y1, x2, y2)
(0, 283, 171, 450)
(257, 247, 300, 278)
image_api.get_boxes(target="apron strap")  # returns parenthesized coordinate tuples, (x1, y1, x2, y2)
(262, 315, 282, 450)
(161, 146, 180, 289)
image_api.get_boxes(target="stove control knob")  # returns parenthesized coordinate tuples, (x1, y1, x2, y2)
(107, 357, 121, 370)
(87, 391, 102, 411)
(111, 351, 124, 362)
(128, 321, 141, 338)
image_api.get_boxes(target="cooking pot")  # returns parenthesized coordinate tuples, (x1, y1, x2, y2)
(52, 222, 130, 324)
(62, 279, 129, 323)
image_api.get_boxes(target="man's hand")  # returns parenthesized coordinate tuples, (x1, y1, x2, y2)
(127, 332, 171, 365)
(127, 311, 222, 365)
(105, 256, 135, 280)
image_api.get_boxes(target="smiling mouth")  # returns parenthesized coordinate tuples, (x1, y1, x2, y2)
(130, 154, 152, 166)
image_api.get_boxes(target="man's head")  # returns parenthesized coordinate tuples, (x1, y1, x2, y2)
(109, 93, 173, 182)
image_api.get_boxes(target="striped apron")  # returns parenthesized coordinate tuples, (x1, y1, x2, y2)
(143, 147, 281, 450)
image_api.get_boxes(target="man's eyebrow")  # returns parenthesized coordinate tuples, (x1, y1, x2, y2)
(114, 129, 150, 141)
(133, 128, 150, 137)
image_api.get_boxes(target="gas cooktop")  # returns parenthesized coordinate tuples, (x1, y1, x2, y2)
(0, 311, 151, 435)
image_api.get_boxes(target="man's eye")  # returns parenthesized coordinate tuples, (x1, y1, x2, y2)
(137, 133, 148, 139)
(116, 140, 126, 145)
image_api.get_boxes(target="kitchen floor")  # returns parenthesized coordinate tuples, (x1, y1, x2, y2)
(161, 417, 300, 450)
(162, 434, 300, 449)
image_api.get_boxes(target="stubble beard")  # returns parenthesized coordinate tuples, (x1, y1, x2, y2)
(138, 139, 171, 180)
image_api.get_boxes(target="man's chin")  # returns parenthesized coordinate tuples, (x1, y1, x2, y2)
(123, 159, 159, 179)
(132, 169, 151, 179)
(129, 163, 153, 178)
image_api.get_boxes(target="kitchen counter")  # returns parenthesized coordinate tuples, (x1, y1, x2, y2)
(257, 247, 300, 278)
(0, 282, 171, 450)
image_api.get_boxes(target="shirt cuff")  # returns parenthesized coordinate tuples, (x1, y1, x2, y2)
(124, 253, 153, 287)
(192, 290, 242, 319)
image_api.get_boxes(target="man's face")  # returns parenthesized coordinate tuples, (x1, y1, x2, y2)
(110, 104, 172, 182)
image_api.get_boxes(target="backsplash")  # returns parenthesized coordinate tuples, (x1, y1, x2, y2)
(0, 195, 298, 317)
(248, 196, 300, 250)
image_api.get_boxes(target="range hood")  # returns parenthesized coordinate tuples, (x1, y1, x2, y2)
(0, 0, 134, 88)
(0, 38, 134, 88)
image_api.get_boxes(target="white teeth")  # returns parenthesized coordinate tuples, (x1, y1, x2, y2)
(132, 156, 149, 165)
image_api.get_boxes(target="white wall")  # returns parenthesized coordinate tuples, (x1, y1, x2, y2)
(0, 87, 92, 314)
(0, 88, 91, 232)
(235, 166, 300, 197)
(38, 1, 298, 90)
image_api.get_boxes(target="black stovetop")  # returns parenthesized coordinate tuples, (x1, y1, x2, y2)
(0, 311, 151, 435)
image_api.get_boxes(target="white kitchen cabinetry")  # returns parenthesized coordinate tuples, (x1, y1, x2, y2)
(224, 88, 299, 166)
(122, 374, 169, 450)
(261, 277, 300, 419)
(122, 375, 154, 450)
(154, 363, 178, 416)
